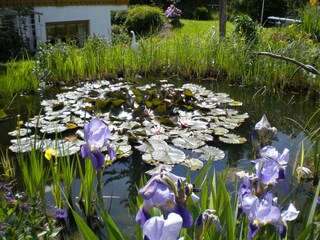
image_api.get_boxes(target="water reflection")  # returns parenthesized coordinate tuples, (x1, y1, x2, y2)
(0, 80, 319, 236)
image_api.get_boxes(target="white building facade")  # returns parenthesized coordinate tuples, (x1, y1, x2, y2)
(0, 0, 129, 50)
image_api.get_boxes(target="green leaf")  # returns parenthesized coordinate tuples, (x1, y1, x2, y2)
(0, 109, 7, 119)
(70, 208, 98, 240)
(184, 88, 194, 97)
(100, 207, 125, 240)
(112, 99, 125, 106)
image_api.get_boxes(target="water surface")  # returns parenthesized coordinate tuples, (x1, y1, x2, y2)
(0, 79, 319, 237)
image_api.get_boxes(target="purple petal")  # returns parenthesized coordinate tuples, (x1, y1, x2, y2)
(85, 118, 111, 148)
(136, 207, 151, 227)
(174, 205, 193, 229)
(143, 216, 164, 240)
(241, 193, 259, 221)
(81, 144, 90, 159)
(54, 206, 67, 219)
(144, 182, 175, 210)
(248, 222, 259, 240)
(139, 179, 159, 200)
(281, 203, 299, 221)
(161, 213, 183, 239)
(89, 149, 105, 170)
(278, 223, 287, 239)
(108, 145, 116, 160)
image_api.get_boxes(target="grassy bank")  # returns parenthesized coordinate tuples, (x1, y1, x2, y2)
(0, 19, 319, 97)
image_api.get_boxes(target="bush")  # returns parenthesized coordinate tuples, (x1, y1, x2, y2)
(124, 5, 166, 35)
(234, 15, 259, 42)
(111, 24, 131, 44)
(231, 0, 288, 23)
(194, 7, 211, 20)
(111, 10, 128, 25)
(0, 27, 24, 62)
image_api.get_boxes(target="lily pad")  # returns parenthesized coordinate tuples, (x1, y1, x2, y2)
(193, 146, 225, 161)
(8, 79, 249, 170)
(172, 137, 205, 149)
(219, 134, 247, 144)
(181, 158, 203, 171)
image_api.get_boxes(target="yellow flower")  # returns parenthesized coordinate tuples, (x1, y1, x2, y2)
(45, 148, 57, 161)
(310, 0, 318, 6)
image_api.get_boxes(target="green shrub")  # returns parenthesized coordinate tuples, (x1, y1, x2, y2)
(230, 0, 288, 23)
(111, 24, 131, 44)
(124, 5, 166, 35)
(234, 14, 259, 42)
(194, 7, 211, 20)
(0, 27, 24, 63)
(111, 10, 128, 25)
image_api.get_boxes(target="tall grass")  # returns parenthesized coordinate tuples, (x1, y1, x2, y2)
(301, 4, 320, 41)
(1, 20, 319, 96)
(0, 60, 38, 97)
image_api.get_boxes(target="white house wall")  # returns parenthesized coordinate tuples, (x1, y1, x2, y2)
(33, 5, 127, 47)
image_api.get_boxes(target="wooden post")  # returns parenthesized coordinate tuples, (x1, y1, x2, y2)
(219, 0, 227, 41)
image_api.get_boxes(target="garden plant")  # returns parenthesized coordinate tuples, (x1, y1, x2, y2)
(0, 1, 319, 239)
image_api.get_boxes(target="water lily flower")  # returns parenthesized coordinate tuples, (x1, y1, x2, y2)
(54, 206, 68, 219)
(252, 146, 289, 186)
(255, 114, 277, 145)
(80, 118, 115, 169)
(178, 117, 191, 128)
(143, 108, 154, 117)
(153, 125, 165, 135)
(143, 213, 183, 240)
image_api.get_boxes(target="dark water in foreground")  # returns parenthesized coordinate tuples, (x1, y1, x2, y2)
(0, 79, 319, 237)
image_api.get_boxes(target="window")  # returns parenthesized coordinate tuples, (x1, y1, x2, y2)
(46, 20, 89, 46)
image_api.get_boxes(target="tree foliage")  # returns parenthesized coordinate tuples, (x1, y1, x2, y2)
(229, 0, 288, 23)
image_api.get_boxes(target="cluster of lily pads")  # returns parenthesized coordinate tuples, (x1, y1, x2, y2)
(8, 79, 249, 172)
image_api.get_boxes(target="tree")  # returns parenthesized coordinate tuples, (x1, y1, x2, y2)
(230, 0, 288, 23)
(219, 0, 227, 41)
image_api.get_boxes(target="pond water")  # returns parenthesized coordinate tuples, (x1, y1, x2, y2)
(0, 79, 319, 238)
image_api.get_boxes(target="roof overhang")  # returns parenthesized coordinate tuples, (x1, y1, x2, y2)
(0, 0, 129, 8)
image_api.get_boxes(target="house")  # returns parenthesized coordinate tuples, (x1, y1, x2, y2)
(0, 0, 129, 51)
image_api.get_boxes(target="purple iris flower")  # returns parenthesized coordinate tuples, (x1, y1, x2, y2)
(136, 168, 194, 229)
(194, 209, 221, 238)
(143, 213, 183, 240)
(255, 114, 277, 145)
(241, 192, 299, 240)
(252, 146, 289, 185)
(54, 206, 67, 219)
(81, 118, 115, 170)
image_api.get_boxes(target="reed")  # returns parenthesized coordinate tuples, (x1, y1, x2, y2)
(0, 60, 38, 97)
(1, 19, 318, 96)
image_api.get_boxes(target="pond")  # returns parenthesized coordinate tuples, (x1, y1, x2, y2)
(0, 78, 319, 238)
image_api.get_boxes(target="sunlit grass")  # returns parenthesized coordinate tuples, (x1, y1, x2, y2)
(0, 19, 319, 96)
(0, 60, 38, 97)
